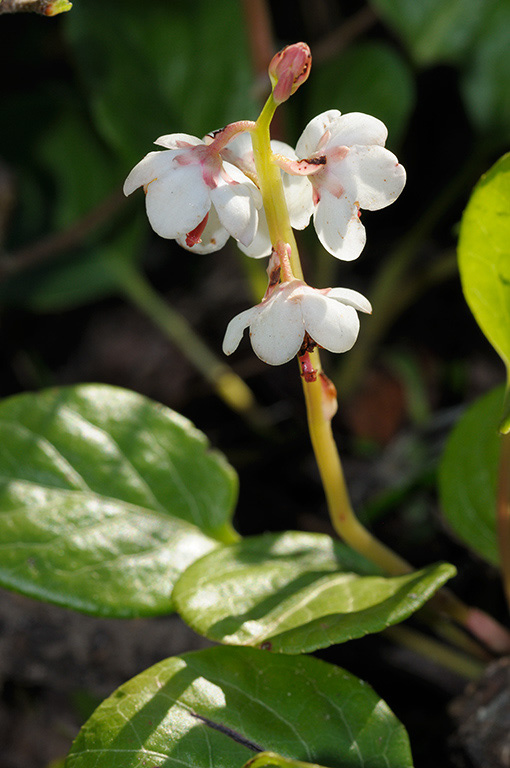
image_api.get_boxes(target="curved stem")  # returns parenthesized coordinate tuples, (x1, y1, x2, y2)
(249, 88, 510, 657)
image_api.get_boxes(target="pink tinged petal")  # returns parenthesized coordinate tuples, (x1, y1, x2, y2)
(154, 133, 203, 149)
(327, 112, 388, 149)
(222, 307, 260, 356)
(295, 110, 342, 158)
(145, 163, 209, 238)
(237, 210, 272, 259)
(341, 145, 406, 211)
(210, 179, 258, 247)
(325, 287, 372, 314)
(250, 291, 305, 365)
(314, 190, 366, 261)
(123, 150, 178, 196)
(300, 291, 360, 353)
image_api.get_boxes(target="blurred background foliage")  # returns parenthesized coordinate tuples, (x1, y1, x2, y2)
(1, 0, 509, 561)
(1, 0, 510, 559)
(1, 2, 510, 766)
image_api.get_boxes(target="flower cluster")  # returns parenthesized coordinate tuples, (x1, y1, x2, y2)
(124, 43, 405, 368)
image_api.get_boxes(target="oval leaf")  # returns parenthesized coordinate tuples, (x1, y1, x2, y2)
(439, 386, 504, 565)
(458, 153, 510, 374)
(173, 531, 456, 653)
(66, 645, 413, 768)
(0, 384, 238, 616)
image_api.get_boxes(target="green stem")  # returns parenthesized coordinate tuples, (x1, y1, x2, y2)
(108, 260, 268, 430)
(249, 88, 510, 657)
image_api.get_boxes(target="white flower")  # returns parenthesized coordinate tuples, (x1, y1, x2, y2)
(123, 132, 260, 250)
(222, 279, 371, 365)
(216, 133, 314, 259)
(295, 110, 406, 261)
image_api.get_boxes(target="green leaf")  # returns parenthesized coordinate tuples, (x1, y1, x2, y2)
(439, 386, 504, 566)
(64, 0, 258, 164)
(458, 153, 510, 380)
(65, 645, 413, 768)
(173, 531, 456, 653)
(310, 42, 415, 146)
(369, 0, 486, 66)
(0, 384, 238, 617)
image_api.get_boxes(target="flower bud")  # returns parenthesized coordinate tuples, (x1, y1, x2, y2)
(268, 42, 311, 105)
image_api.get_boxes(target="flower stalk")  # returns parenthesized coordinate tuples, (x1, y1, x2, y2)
(249, 73, 412, 577)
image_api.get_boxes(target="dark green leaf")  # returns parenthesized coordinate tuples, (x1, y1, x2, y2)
(310, 42, 415, 146)
(173, 531, 456, 653)
(65, 645, 413, 768)
(439, 386, 504, 566)
(0, 384, 238, 616)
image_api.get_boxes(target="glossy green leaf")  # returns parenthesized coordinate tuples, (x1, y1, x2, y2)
(310, 42, 415, 146)
(458, 154, 510, 383)
(65, 0, 257, 164)
(173, 531, 455, 653)
(439, 386, 504, 566)
(0, 384, 238, 616)
(65, 645, 414, 768)
(370, 0, 486, 66)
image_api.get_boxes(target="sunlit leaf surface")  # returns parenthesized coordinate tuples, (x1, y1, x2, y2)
(66, 646, 414, 768)
(0, 384, 238, 616)
(173, 531, 455, 653)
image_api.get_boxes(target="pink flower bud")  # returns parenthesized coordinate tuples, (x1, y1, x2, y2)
(268, 42, 311, 105)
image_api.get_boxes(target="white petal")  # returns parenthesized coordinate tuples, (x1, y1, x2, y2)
(328, 112, 388, 148)
(123, 151, 178, 196)
(284, 174, 314, 230)
(222, 307, 259, 356)
(326, 287, 372, 314)
(340, 145, 406, 211)
(145, 164, 209, 238)
(225, 131, 254, 160)
(237, 210, 272, 259)
(250, 290, 304, 365)
(301, 291, 360, 353)
(295, 110, 342, 158)
(155, 133, 202, 149)
(314, 191, 366, 261)
(176, 207, 230, 254)
(210, 178, 258, 247)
